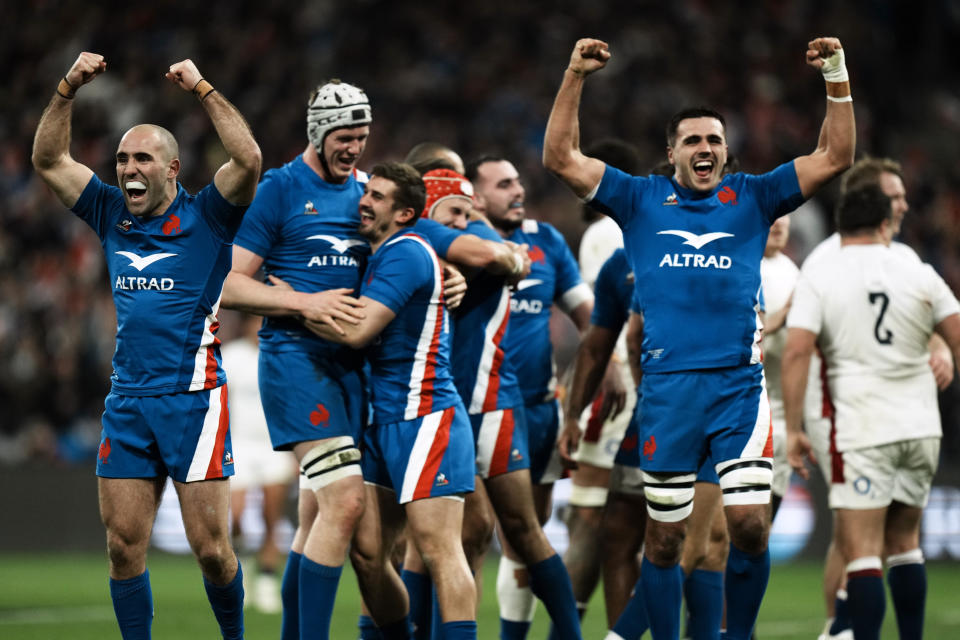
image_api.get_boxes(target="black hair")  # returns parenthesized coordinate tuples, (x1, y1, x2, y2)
(665, 107, 726, 147)
(835, 184, 892, 235)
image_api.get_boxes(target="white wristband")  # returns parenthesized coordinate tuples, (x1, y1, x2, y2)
(511, 251, 524, 275)
(820, 47, 849, 83)
(827, 94, 853, 103)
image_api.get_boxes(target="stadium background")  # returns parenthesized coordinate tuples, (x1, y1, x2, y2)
(1, 0, 959, 635)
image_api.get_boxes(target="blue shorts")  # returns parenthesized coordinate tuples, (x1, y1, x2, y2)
(614, 398, 718, 484)
(471, 407, 530, 479)
(361, 404, 476, 504)
(259, 349, 367, 450)
(98, 385, 234, 483)
(524, 400, 563, 484)
(638, 365, 771, 474)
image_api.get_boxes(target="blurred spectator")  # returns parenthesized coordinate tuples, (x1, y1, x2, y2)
(3, 0, 959, 467)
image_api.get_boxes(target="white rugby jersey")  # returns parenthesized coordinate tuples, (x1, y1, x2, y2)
(788, 243, 959, 450)
(760, 251, 800, 427)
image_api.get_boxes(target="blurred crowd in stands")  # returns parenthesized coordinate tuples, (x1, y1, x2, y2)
(2, 0, 959, 469)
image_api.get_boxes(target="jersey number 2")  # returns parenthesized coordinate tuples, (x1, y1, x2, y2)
(868, 292, 893, 345)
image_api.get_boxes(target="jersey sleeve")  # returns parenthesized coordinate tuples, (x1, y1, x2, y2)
(233, 171, 285, 258)
(70, 174, 120, 240)
(588, 164, 646, 228)
(548, 225, 591, 312)
(195, 182, 249, 242)
(465, 220, 502, 243)
(590, 253, 629, 331)
(745, 161, 805, 224)
(786, 271, 823, 335)
(361, 241, 434, 313)
(923, 264, 960, 323)
(413, 217, 465, 259)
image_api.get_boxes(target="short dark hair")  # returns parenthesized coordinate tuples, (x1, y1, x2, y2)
(840, 155, 904, 195)
(370, 162, 426, 226)
(666, 107, 726, 147)
(405, 142, 460, 175)
(585, 138, 641, 175)
(835, 184, 892, 235)
(464, 154, 505, 183)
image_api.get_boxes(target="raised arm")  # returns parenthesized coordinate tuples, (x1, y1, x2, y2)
(542, 38, 610, 198)
(793, 37, 856, 198)
(31, 52, 105, 207)
(165, 60, 262, 205)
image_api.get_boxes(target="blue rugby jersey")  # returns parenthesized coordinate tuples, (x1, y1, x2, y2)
(233, 155, 370, 353)
(591, 248, 634, 332)
(71, 174, 245, 396)
(502, 219, 592, 404)
(360, 230, 462, 424)
(590, 163, 803, 373)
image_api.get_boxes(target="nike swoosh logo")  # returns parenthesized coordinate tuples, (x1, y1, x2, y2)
(657, 230, 734, 250)
(516, 278, 543, 291)
(115, 251, 177, 271)
(306, 235, 367, 254)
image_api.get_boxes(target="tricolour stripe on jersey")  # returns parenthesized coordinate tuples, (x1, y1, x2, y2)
(401, 406, 454, 503)
(186, 384, 230, 481)
(189, 296, 223, 391)
(468, 287, 511, 413)
(390, 234, 446, 420)
(476, 409, 515, 478)
(751, 284, 764, 365)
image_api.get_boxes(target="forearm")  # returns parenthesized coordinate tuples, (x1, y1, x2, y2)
(782, 350, 811, 436)
(200, 89, 261, 174)
(221, 271, 309, 317)
(567, 339, 614, 418)
(31, 94, 73, 172)
(819, 89, 855, 171)
(544, 69, 584, 167)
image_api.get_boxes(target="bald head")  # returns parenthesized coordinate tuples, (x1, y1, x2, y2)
(122, 124, 179, 163)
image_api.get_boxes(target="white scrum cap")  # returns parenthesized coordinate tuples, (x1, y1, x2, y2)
(306, 79, 372, 152)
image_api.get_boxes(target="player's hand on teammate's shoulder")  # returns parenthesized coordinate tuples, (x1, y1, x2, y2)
(66, 52, 107, 90)
(165, 59, 204, 92)
(805, 37, 844, 70)
(568, 38, 611, 76)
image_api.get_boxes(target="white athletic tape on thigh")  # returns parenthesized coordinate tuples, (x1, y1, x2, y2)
(642, 472, 696, 523)
(300, 436, 361, 491)
(886, 548, 924, 568)
(569, 484, 609, 507)
(716, 458, 773, 506)
(496, 556, 536, 621)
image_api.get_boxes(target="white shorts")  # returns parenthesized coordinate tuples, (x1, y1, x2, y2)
(771, 419, 791, 498)
(805, 415, 837, 484)
(231, 438, 297, 491)
(829, 437, 940, 510)
(609, 462, 645, 496)
(572, 378, 636, 469)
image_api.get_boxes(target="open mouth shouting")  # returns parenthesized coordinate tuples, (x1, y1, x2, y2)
(125, 180, 147, 203)
(693, 159, 714, 181)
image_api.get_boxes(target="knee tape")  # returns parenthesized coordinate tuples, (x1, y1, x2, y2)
(642, 472, 696, 523)
(569, 484, 609, 508)
(716, 458, 772, 506)
(300, 436, 361, 491)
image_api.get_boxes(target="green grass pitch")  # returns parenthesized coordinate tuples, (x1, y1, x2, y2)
(1, 552, 958, 638)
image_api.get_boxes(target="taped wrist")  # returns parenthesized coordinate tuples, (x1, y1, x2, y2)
(820, 48, 849, 83)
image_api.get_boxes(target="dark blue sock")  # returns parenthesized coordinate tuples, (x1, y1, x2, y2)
(299, 557, 342, 640)
(202, 563, 244, 640)
(723, 544, 769, 640)
(828, 588, 850, 635)
(684, 569, 722, 640)
(439, 620, 477, 639)
(280, 552, 302, 640)
(380, 616, 412, 640)
(110, 569, 154, 640)
(527, 554, 582, 640)
(847, 569, 885, 640)
(887, 562, 926, 640)
(640, 556, 683, 640)
(611, 576, 650, 640)
(500, 619, 532, 640)
(359, 614, 384, 640)
(402, 568, 432, 640)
